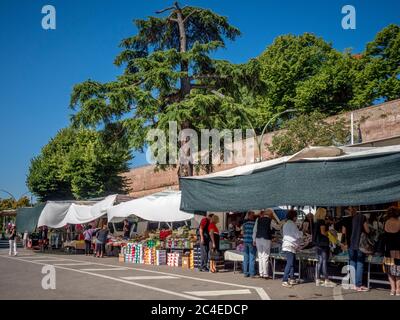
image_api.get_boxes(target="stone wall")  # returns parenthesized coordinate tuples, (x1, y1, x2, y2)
(124, 98, 400, 198)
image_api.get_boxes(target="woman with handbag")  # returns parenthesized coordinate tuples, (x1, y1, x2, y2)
(208, 215, 220, 273)
(382, 207, 400, 296)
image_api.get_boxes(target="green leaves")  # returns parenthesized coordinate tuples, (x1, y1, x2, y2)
(268, 112, 349, 157)
(0, 197, 31, 210)
(27, 127, 131, 201)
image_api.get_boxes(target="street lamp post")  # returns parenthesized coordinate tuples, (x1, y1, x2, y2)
(0, 189, 16, 229)
(0, 189, 16, 200)
(256, 109, 297, 162)
(210, 90, 298, 162)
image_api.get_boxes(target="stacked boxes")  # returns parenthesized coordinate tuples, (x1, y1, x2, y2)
(134, 243, 144, 264)
(144, 248, 156, 265)
(167, 252, 182, 267)
(182, 252, 191, 269)
(189, 250, 195, 269)
(192, 245, 202, 270)
(156, 250, 167, 265)
(123, 243, 144, 264)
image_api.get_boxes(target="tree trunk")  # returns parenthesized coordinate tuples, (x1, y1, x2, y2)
(175, 3, 193, 179)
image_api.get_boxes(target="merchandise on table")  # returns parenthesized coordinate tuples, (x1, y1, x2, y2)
(192, 245, 202, 269)
(167, 252, 182, 267)
(156, 249, 167, 265)
(144, 247, 156, 265)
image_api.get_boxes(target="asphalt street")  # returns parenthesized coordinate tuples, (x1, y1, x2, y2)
(0, 249, 398, 300)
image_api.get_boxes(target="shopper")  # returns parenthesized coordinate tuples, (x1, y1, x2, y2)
(50, 229, 60, 249)
(313, 208, 336, 287)
(198, 213, 214, 272)
(242, 211, 257, 278)
(341, 207, 356, 249)
(281, 210, 303, 288)
(252, 209, 279, 278)
(382, 207, 400, 296)
(8, 225, 18, 256)
(300, 213, 314, 236)
(95, 224, 109, 258)
(348, 208, 370, 292)
(23, 230, 29, 249)
(208, 215, 221, 273)
(83, 225, 95, 256)
(123, 219, 131, 239)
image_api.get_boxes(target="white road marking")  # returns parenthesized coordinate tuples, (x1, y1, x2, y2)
(0, 255, 203, 301)
(121, 276, 180, 280)
(53, 262, 93, 266)
(81, 267, 129, 271)
(28, 259, 70, 263)
(0, 253, 271, 300)
(184, 289, 252, 297)
(92, 262, 271, 300)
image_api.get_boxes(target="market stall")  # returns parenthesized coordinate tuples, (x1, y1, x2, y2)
(105, 190, 203, 267)
(180, 145, 400, 212)
(179, 145, 400, 285)
(107, 190, 193, 223)
(38, 195, 117, 228)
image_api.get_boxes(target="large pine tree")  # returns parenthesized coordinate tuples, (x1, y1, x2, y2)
(70, 2, 258, 177)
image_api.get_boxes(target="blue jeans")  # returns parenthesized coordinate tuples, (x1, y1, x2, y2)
(316, 247, 329, 280)
(243, 243, 256, 276)
(349, 249, 365, 287)
(283, 251, 296, 282)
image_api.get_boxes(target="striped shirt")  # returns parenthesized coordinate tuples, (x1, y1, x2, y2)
(242, 220, 256, 244)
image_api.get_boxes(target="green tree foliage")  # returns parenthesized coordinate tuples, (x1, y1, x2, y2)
(350, 24, 400, 107)
(69, 2, 261, 176)
(0, 197, 31, 210)
(26, 127, 131, 201)
(257, 33, 357, 118)
(268, 112, 349, 157)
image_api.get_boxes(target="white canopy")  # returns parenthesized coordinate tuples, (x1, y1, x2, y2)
(38, 195, 117, 228)
(107, 190, 194, 223)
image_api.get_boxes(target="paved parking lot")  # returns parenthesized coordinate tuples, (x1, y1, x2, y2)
(0, 249, 397, 300)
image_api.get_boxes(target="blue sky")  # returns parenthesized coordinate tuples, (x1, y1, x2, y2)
(0, 0, 399, 199)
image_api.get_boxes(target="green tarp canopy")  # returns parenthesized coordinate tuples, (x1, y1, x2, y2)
(179, 146, 400, 212)
(16, 203, 46, 233)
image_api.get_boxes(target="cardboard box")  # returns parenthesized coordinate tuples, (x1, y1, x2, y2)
(182, 257, 190, 269)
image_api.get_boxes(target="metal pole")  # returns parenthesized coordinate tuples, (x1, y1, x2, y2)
(0, 189, 16, 200)
(257, 109, 297, 162)
(350, 112, 354, 145)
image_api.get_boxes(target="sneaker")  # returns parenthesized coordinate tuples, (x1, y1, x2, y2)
(315, 279, 324, 286)
(282, 282, 293, 288)
(14, 252, 18, 256)
(324, 280, 336, 288)
(390, 291, 395, 296)
(289, 279, 299, 285)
